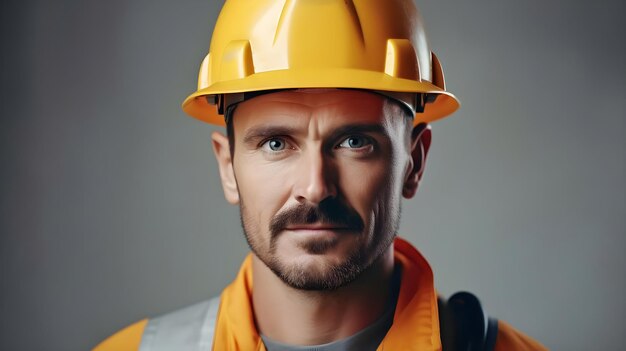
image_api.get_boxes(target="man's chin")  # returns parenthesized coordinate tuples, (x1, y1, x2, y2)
(279, 231, 360, 259)
(264, 254, 365, 291)
(297, 237, 341, 255)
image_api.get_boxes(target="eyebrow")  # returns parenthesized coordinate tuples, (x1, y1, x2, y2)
(242, 123, 389, 145)
(327, 124, 389, 141)
(242, 126, 300, 144)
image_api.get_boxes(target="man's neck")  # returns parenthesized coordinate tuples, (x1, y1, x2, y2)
(251, 246, 396, 346)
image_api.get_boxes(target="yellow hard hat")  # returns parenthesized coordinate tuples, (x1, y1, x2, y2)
(182, 0, 460, 126)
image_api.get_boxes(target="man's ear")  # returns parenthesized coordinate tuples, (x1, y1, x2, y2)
(402, 123, 432, 199)
(211, 131, 240, 204)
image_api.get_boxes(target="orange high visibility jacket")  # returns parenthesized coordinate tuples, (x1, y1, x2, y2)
(94, 238, 548, 351)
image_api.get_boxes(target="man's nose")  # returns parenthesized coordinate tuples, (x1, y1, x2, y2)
(293, 149, 337, 205)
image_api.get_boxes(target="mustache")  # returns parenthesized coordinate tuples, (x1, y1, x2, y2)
(269, 199, 364, 237)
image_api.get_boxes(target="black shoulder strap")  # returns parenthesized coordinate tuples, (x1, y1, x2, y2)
(438, 291, 498, 351)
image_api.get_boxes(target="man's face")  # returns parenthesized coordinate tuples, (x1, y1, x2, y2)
(212, 90, 429, 290)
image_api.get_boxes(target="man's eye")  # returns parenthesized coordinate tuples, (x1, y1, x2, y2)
(261, 138, 287, 151)
(338, 136, 371, 149)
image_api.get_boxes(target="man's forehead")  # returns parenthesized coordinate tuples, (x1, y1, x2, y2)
(233, 89, 389, 125)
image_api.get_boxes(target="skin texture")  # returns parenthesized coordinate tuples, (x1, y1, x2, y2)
(211, 89, 431, 345)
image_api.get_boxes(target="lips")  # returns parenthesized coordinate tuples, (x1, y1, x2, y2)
(269, 198, 364, 239)
(285, 224, 352, 231)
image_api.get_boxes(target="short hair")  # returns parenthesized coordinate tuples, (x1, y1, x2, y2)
(225, 103, 237, 157)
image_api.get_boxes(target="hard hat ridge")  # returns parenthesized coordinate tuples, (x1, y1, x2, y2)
(182, 0, 460, 126)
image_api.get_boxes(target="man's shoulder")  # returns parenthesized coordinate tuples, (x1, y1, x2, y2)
(92, 319, 148, 351)
(495, 320, 548, 351)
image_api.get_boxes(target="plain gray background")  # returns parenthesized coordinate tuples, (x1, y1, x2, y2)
(1, 0, 624, 350)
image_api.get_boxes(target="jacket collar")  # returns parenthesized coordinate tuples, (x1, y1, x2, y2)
(214, 237, 442, 351)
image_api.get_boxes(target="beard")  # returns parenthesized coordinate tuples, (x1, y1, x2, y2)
(239, 197, 400, 291)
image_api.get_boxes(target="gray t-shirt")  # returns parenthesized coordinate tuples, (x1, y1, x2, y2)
(261, 268, 401, 351)
(261, 304, 394, 351)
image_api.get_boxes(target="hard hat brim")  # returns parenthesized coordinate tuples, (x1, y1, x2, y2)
(182, 68, 460, 126)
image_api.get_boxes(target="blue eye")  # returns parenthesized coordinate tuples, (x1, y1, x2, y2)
(263, 138, 287, 151)
(338, 136, 370, 149)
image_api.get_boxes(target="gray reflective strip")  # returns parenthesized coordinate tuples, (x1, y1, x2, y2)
(139, 296, 221, 351)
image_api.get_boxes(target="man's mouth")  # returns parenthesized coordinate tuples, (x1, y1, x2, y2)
(284, 223, 353, 231)
(269, 199, 365, 239)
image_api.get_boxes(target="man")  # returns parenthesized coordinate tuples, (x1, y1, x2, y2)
(95, 0, 547, 350)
